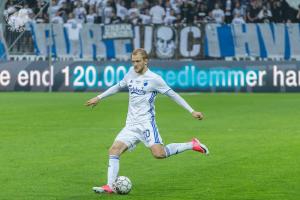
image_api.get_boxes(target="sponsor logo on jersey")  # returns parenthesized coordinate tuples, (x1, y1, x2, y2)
(129, 87, 146, 95)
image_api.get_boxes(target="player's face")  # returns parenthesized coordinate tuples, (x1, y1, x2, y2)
(131, 53, 148, 74)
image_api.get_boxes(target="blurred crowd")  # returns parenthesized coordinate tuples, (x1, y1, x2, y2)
(4, 0, 300, 25)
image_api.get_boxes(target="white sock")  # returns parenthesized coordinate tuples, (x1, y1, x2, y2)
(107, 155, 119, 187)
(164, 142, 193, 157)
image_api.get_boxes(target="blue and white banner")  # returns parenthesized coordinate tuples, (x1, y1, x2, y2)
(29, 24, 202, 60)
(205, 23, 300, 59)
(28, 23, 300, 60)
(0, 25, 9, 60)
(30, 23, 133, 60)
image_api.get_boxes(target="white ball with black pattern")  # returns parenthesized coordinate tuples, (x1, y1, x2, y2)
(112, 176, 132, 195)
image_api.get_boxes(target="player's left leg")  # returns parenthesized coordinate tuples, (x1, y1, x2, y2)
(143, 121, 209, 159)
(150, 139, 209, 158)
(150, 144, 167, 159)
(163, 138, 209, 157)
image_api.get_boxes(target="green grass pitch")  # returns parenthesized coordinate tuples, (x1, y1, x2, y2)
(0, 93, 299, 200)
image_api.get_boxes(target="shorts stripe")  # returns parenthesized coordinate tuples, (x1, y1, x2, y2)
(151, 118, 160, 143)
(149, 91, 160, 144)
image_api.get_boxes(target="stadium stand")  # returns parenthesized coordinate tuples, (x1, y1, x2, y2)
(1, 0, 300, 60)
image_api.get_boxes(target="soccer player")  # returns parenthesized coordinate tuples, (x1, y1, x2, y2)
(85, 48, 209, 193)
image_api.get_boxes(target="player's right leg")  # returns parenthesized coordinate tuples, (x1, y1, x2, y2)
(93, 141, 128, 194)
(93, 125, 141, 194)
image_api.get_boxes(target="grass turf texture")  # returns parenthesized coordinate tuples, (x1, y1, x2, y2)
(0, 93, 299, 200)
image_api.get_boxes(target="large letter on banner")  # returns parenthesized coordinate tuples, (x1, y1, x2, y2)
(286, 23, 300, 59)
(30, 23, 66, 57)
(80, 24, 106, 59)
(258, 23, 286, 59)
(179, 26, 201, 57)
(205, 24, 221, 57)
(205, 24, 235, 57)
(231, 24, 260, 57)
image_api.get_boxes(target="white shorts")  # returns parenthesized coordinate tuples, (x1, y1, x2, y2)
(114, 120, 163, 151)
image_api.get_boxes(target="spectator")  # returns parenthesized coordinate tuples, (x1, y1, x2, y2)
(170, 0, 181, 14)
(103, 0, 115, 24)
(271, 0, 284, 22)
(164, 9, 177, 25)
(280, 0, 298, 23)
(164, 0, 173, 18)
(149, 1, 165, 24)
(194, 2, 208, 23)
(86, 6, 97, 23)
(116, 0, 128, 21)
(49, 0, 61, 18)
(51, 12, 64, 23)
(212, 3, 225, 23)
(110, 10, 123, 24)
(224, 0, 232, 23)
(58, 2, 71, 22)
(73, 1, 87, 23)
(96, 0, 107, 23)
(206, 11, 216, 23)
(139, 8, 151, 24)
(246, 0, 260, 23)
(257, 4, 272, 23)
(232, 1, 246, 19)
(128, 2, 140, 24)
(4, 0, 299, 25)
(180, 0, 195, 24)
(232, 12, 245, 24)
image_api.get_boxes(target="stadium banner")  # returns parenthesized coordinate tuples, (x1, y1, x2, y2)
(0, 24, 9, 61)
(205, 23, 300, 59)
(134, 25, 203, 59)
(1, 60, 300, 92)
(29, 23, 203, 59)
(29, 23, 300, 60)
(29, 23, 133, 60)
(102, 24, 134, 39)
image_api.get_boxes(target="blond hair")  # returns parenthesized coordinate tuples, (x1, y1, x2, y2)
(131, 48, 148, 60)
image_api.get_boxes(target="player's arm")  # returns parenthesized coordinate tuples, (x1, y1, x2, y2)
(85, 84, 122, 107)
(85, 68, 131, 108)
(155, 76, 204, 120)
(164, 90, 204, 120)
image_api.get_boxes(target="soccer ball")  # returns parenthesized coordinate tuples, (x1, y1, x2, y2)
(112, 176, 132, 194)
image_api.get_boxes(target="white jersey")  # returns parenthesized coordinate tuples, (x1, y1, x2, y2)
(119, 67, 170, 125)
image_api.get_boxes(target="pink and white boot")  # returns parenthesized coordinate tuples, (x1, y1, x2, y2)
(93, 184, 114, 194)
(191, 138, 209, 155)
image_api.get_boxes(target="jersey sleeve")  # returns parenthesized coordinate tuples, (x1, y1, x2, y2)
(118, 68, 131, 88)
(165, 89, 194, 113)
(97, 84, 121, 100)
(154, 76, 171, 94)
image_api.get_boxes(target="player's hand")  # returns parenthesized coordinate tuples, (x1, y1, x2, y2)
(192, 111, 204, 120)
(85, 97, 99, 108)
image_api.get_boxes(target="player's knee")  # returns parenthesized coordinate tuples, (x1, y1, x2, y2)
(152, 151, 166, 159)
(109, 146, 122, 156)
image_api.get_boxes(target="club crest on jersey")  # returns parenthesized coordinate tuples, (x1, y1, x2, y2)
(143, 80, 148, 86)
